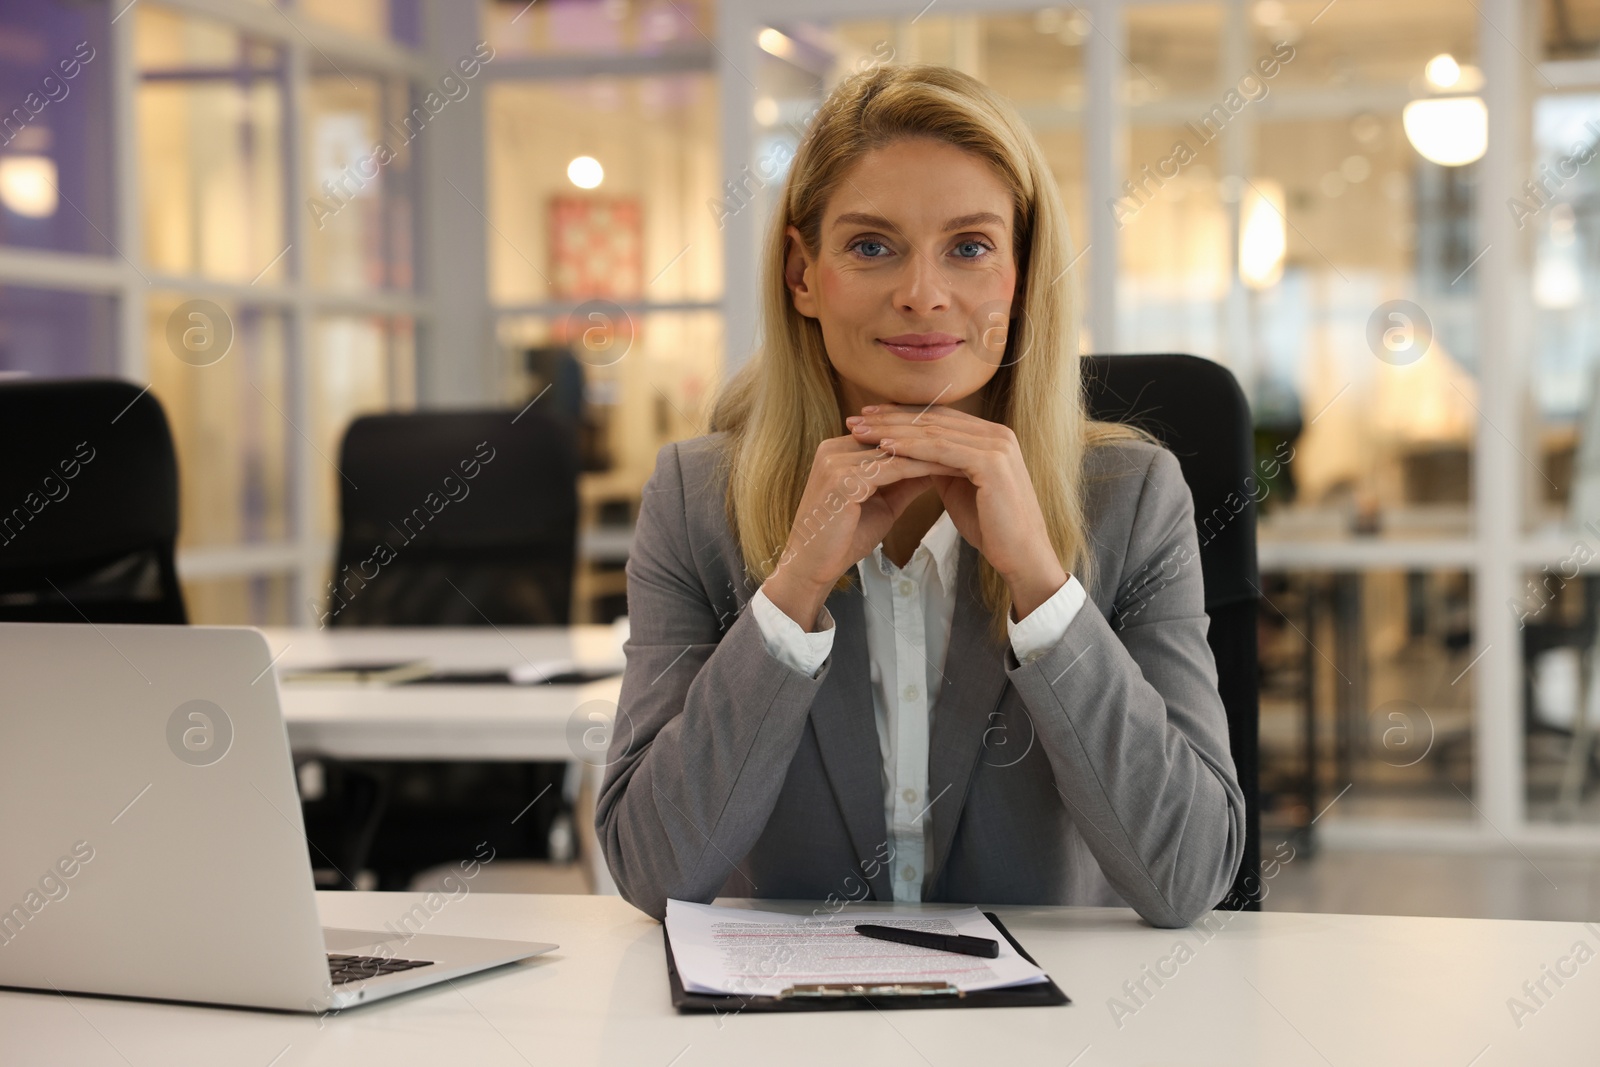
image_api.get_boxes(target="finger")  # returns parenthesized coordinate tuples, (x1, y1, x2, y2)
(857, 402, 990, 423)
(849, 407, 1007, 438)
(849, 419, 980, 447)
(826, 440, 959, 472)
(820, 449, 950, 503)
(854, 403, 967, 424)
(854, 453, 964, 486)
(873, 432, 998, 477)
(819, 433, 884, 454)
(864, 423, 992, 456)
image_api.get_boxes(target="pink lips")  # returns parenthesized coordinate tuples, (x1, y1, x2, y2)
(878, 332, 962, 361)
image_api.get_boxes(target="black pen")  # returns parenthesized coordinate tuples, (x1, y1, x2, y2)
(854, 924, 1000, 958)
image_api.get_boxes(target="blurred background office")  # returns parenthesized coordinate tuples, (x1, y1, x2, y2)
(3, 0, 1600, 918)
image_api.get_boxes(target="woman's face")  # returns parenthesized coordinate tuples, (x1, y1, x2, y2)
(784, 137, 1020, 417)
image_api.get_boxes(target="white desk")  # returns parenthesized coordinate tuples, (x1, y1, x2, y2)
(3, 893, 1590, 1065)
(263, 626, 625, 892)
(264, 626, 625, 762)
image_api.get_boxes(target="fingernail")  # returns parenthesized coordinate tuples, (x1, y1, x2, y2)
(845, 415, 862, 424)
(862, 405, 879, 413)
(852, 424, 870, 433)
(880, 437, 895, 446)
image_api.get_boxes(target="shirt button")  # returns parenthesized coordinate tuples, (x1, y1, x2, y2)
(901, 864, 917, 881)
(902, 684, 918, 702)
(897, 579, 914, 596)
(902, 787, 917, 803)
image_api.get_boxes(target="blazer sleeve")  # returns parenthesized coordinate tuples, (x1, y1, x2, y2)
(594, 442, 835, 920)
(1003, 445, 1246, 927)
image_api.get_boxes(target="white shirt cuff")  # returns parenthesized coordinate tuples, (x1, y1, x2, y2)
(751, 586, 835, 677)
(1007, 575, 1087, 665)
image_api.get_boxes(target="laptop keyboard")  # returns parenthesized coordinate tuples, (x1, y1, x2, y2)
(327, 953, 436, 985)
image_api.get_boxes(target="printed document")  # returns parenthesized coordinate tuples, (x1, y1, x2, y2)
(664, 900, 1049, 996)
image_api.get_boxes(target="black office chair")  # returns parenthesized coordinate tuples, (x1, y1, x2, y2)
(1519, 575, 1600, 814)
(1082, 353, 1262, 912)
(0, 378, 187, 624)
(327, 408, 580, 627)
(300, 407, 582, 890)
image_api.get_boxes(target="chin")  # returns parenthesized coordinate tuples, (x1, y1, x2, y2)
(886, 371, 985, 406)
(902, 388, 980, 408)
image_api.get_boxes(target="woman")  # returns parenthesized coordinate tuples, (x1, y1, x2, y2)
(596, 65, 1243, 928)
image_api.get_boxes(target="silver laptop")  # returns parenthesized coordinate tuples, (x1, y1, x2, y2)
(0, 622, 557, 1013)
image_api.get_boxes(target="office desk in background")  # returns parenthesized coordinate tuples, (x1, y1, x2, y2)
(4, 894, 1589, 1065)
(262, 627, 625, 893)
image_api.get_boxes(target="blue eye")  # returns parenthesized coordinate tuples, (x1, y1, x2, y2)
(852, 239, 889, 257)
(954, 240, 991, 259)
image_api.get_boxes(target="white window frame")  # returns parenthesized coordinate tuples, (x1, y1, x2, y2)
(0, 0, 451, 620)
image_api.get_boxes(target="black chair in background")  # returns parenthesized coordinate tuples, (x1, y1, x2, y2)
(1520, 575, 1600, 817)
(1082, 353, 1263, 911)
(299, 407, 582, 890)
(328, 408, 579, 627)
(0, 378, 187, 624)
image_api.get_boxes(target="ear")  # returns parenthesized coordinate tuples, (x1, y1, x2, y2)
(784, 224, 820, 320)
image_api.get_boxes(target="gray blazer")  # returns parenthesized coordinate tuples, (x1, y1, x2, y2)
(596, 432, 1245, 928)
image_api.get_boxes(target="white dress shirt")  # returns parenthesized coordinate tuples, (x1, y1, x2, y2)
(748, 510, 1087, 901)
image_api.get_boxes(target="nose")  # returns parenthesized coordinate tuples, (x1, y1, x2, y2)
(893, 247, 951, 317)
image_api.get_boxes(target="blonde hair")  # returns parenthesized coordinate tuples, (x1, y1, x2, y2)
(709, 64, 1144, 644)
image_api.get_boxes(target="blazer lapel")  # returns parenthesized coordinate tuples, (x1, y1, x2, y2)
(809, 578, 894, 901)
(924, 539, 1012, 891)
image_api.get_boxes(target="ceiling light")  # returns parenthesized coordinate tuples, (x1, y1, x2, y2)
(1424, 53, 1461, 90)
(1402, 97, 1488, 166)
(757, 28, 794, 59)
(566, 155, 604, 189)
(0, 155, 58, 218)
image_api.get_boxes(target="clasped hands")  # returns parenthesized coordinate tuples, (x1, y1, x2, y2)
(847, 403, 1068, 619)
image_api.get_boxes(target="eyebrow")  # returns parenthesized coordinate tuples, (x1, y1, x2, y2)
(830, 211, 1007, 232)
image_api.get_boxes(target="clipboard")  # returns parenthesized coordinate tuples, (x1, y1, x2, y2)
(663, 911, 1070, 1013)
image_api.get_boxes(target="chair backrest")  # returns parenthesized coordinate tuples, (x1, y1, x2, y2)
(0, 378, 186, 624)
(1082, 353, 1262, 911)
(325, 408, 580, 627)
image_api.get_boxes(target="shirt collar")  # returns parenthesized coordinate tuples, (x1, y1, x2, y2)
(856, 510, 962, 596)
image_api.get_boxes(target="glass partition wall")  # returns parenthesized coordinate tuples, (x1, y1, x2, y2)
(717, 0, 1594, 856)
(0, 0, 439, 625)
(1525, 1, 1600, 831)
(5, 0, 1598, 855)
(479, 13, 725, 622)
